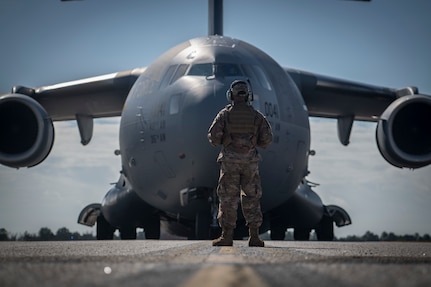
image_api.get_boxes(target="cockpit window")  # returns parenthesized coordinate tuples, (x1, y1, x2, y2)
(160, 64, 189, 89)
(188, 63, 213, 76)
(161, 63, 245, 88)
(215, 63, 242, 77)
(159, 65, 177, 88)
(187, 63, 243, 77)
(171, 64, 189, 84)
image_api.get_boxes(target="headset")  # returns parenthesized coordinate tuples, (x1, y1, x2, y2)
(226, 79, 254, 103)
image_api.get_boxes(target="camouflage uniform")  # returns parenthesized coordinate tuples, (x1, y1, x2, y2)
(208, 100, 273, 232)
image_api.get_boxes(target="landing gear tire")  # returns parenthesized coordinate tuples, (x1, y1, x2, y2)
(96, 214, 115, 240)
(271, 227, 286, 240)
(270, 217, 286, 240)
(120, 226, 137, 239)
(315, 216, 334, 241)
(294, 228, 311, 240)
(195, 211, 211, 239)
(144, 213, 161, 239)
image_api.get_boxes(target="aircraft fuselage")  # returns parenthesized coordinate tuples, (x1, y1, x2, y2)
(118, 36, 311, 223)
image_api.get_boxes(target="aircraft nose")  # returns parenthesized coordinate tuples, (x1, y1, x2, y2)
(179, 79, 227, 143)
(184, 78, 228, 111)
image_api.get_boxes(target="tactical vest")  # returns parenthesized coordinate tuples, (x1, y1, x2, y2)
(223, 104, 259, 147)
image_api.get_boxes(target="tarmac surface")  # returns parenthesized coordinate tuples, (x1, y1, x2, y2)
(1, 240, 430, 287)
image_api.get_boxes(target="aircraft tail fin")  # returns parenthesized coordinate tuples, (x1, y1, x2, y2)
(208, 0, 223, 36)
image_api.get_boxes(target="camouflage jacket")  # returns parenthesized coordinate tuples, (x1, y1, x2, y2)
(208, 103, 273, 162)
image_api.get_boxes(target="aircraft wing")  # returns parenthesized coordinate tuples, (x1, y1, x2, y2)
(11, 68, 145, 121)
(285, 67, 431, 168)
(285, 67, 415, 122)
(0, 68, 144, 168)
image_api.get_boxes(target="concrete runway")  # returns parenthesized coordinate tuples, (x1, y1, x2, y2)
(1, 240, 430, 287)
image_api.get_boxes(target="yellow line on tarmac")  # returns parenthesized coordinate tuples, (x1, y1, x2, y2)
(206, 246, 246, 264)
(180, 246, 270, 287)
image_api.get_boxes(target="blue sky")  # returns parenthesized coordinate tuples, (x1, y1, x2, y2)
(0, 0, 430, 238)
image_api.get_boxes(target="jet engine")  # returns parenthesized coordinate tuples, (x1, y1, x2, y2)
(376, 95, 431, 169)
(0, 94, 54, 168)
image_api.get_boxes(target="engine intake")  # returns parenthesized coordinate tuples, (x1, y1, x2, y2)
(376, 95, 431, 168)
(0, 94, 55, 168)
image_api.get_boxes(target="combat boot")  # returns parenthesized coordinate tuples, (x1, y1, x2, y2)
(212, 228, 233, 246)
(248, 227, 264, 247)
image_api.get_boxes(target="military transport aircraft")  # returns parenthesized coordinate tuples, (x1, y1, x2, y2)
(1, 0, 430, 240)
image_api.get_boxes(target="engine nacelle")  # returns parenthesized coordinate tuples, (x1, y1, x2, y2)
(376, 95, 431, 169)
(0, 94, 55, 168)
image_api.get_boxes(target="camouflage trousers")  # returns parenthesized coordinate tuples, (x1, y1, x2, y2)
(216, 161, 263, 230)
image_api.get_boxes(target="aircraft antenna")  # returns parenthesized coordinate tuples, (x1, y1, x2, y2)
(208, 0, 223, 36)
